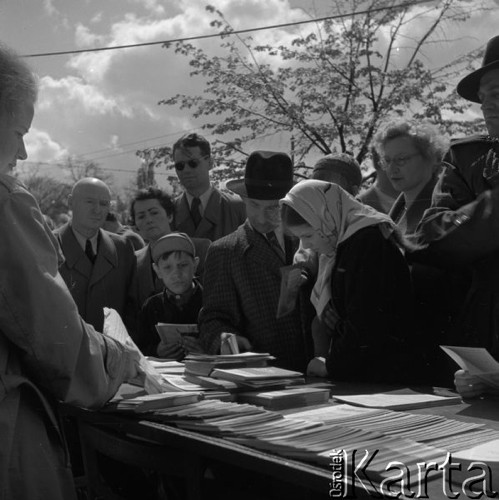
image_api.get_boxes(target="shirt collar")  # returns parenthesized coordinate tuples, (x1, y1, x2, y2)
(185, 185, 214, 215)
(72, 226, 99, 253)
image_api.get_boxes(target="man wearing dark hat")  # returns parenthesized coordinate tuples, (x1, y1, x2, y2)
(417, 35, 499, 364)
(198, 151, 312, 372)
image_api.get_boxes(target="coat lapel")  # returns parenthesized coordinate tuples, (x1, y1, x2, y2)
(89, 229, 118, 286)
(58, 223, 93, 277)
(174, 194, 195, 234)
(242, 222, 285, 278)
(174, 190, 221, 239)
(136, 244, 162, 305)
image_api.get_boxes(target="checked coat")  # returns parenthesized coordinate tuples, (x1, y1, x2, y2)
(198, 220, 313, 372)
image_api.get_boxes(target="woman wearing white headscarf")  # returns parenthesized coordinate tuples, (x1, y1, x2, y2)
(281, 179, 419, 382)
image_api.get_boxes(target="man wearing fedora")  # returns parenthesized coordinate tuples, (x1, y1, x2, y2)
(198, 151, 313, 372)
(417, 35, 499, 362)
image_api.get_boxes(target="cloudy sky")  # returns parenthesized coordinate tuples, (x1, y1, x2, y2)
(0, 0, 497, 193)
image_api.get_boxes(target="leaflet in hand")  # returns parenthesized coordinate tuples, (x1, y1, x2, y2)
(440, 345, 499, 389)
(155, 323, 198, 344)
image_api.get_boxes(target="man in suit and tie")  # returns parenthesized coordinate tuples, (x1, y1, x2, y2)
(171, 133, 246, 241)
(54, 177, 137, 334)
(130, 186, 211, 311)
(198, 151, 313, 372)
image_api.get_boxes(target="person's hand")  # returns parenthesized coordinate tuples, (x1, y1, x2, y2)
(454, 369, 488, 398)
(481, 146, 499, 187)
(122, 348, 145, 384)
(287, 267, 308, 292)
(157, 341, 184, 360)
(182, 336, 204, 355)
(322, 301, 340, 331)
(306, 357, 328, 377)
(220, 333, 253, 354)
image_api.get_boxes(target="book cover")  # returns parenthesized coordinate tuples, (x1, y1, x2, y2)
(112, 391, 203, 412)
(237, 386, 331, 410)
(184, 357, 270, 377)
(155, 323, 198, 344)
(210, 366, 303, 382)
(333, 389, 462, 410)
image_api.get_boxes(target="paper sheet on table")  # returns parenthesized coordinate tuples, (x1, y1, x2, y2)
(103, 307, 164, 394)
(440, 345, 499, 388)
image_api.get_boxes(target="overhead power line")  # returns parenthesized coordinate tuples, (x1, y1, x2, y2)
(22, 0, 433, 59)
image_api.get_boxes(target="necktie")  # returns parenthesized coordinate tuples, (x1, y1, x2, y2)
(190, 197, 202, 227)
(85, 239, 96, 264)
(266, 231, 285, 262)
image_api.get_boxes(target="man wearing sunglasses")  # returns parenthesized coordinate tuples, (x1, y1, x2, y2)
(171, 133, 246, 242)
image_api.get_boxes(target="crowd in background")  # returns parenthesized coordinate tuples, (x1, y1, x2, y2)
(4, 33, 499, 499)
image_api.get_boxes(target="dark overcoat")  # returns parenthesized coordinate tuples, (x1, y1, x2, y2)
(417, 136, 499, 357)
(54, 223, 137, 333)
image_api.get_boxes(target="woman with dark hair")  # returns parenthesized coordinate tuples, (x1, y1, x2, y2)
(280, 179, 422, 383)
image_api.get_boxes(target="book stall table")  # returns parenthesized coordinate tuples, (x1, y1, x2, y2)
(65, 382, 499, 500)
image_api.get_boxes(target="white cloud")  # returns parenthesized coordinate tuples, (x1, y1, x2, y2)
(39, 75, 134, 117)
(128, 0, 166, 16)
(91, 12, 103, 24)
(75, 23, 106, 48)
(25, 128, 69, 163)
(42, 0, 58, 16)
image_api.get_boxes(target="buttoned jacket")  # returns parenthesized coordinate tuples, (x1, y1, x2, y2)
(54, 223, 137, 333)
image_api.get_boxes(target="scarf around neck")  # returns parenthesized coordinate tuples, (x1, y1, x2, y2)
(280, 179, 396, 318)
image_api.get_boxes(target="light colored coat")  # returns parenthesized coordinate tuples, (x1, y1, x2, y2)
(172, 187, 246, 241)
(0, 174, 131, 500)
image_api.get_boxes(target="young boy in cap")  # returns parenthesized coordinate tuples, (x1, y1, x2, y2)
(137, 232, 203, 359)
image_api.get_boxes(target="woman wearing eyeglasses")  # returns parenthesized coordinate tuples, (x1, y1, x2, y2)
(374, 120, 469, 386)
(373, 120, 450, 235)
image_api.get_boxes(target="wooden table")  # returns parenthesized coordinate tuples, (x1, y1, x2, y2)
(66, 382, 499, 500)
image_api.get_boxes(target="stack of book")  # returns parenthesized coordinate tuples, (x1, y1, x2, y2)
(108, 391, 204, 413)
(210, 366, 305, 390)
(237, 386, 331, 410)
(183, 352, 275, 377)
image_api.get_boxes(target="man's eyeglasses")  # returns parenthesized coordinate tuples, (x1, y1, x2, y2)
(381, 152, 421, 170)
(174, 155, 209, 171)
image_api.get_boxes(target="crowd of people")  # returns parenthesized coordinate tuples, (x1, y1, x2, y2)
(3, 33, 499, 498)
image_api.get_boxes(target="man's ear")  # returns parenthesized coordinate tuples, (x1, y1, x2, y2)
(193, 256, 200, 272)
